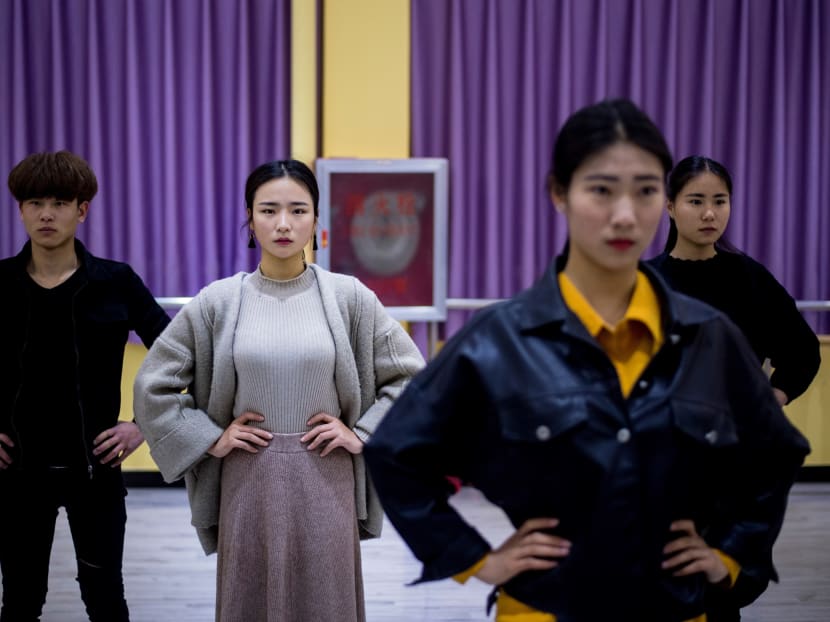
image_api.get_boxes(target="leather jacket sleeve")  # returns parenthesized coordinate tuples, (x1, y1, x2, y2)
(702, 316, 810, 592)
(364, 318, 494, 582)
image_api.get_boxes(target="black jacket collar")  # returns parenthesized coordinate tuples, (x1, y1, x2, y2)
(12, 238, 111, 283)
(513, 255, 720, 338)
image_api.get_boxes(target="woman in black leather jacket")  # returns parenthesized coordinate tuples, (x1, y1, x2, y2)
(364, 99, 810, 622)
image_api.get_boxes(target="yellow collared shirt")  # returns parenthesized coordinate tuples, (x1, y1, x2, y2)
(558, 269, 663, 398)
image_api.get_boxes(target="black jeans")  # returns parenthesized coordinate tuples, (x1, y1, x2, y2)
(0, 468, 129, 622)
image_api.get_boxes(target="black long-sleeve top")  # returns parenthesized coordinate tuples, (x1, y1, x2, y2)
(0, 240, 171, 473)
(647, 251, 820, 402)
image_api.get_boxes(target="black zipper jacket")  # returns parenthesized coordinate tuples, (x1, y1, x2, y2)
(365, 259, 810, 622)
(0, 240, 170, 475)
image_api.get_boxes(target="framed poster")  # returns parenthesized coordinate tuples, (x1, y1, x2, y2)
(315, 158, 448, 321)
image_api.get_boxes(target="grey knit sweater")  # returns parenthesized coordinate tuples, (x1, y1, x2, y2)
(233, 268, 340, 433)
(133, 264, 425, 554)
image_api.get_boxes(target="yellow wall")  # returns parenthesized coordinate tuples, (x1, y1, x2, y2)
(123, 339, 830, 471)
(292, 0, 317, 165)
(119, 343, 156, 471)
(322, 0, 410, 158)
(783, 337, 830, 466)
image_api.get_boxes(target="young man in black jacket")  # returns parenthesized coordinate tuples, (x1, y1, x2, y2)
(0, 151, 170, 621)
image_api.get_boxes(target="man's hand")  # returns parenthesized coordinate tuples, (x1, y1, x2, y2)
(475, 518, 571, 585)
(207, 412, 273, 458)
(93, 421, 145, 467)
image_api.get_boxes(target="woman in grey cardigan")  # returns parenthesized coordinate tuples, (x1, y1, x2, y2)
(134, 160, 425, 622)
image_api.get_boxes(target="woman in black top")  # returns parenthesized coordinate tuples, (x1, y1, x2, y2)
(649, 155, 820, 407)
(648, 156, 820, 621)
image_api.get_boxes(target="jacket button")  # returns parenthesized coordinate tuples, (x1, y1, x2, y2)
(638, 379, 649, 390)
(705, 430, 719, 445)
(616, 428, 632, 443)
(669, 333, 681, 345)
(536, 425, 551, 441)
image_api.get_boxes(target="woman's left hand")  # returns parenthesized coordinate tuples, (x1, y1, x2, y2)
(301, 413, 363, 456)
(772, 387, 789, 406)
(662, 519, 729, 584)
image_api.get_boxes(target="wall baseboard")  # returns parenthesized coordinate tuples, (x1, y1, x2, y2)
(123, 466, 830, 488)
(797, 465, 830, 482)
(124, 471, 184, 488)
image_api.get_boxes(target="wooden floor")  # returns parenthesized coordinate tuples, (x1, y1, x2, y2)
(1, 483, 828, 621)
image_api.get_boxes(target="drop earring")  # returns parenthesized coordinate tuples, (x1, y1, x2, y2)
(247, 232, 256, 249)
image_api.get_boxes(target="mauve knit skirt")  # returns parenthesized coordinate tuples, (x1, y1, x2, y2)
(216, 432, 365, 622)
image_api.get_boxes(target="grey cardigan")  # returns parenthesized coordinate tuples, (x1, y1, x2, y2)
(133, 264, 425, 554)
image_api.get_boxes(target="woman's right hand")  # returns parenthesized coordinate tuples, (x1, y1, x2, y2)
(662, 519, 729, 584)
(475, 517, 571, 585)
(207, 412, 273, 458)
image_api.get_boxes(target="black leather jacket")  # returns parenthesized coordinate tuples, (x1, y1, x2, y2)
(365, 260, 809, 622)
(0, 240, 170, 475)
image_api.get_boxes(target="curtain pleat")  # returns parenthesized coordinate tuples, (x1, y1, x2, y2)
(0, 0, 291, 298)
(411, 0, 830, 335)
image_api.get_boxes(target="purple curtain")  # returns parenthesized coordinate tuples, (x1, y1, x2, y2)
(0, 0, 291, 297)
(411, 0, 830, 336)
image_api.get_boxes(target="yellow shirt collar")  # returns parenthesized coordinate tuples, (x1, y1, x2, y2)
(558, 270, 663, 355)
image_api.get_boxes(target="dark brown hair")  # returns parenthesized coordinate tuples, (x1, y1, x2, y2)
(8, 150, 98, 204)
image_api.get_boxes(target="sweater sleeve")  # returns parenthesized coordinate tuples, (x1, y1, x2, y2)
(352, 285, 426, 441)
(749, 260, 820, 402)
(133, 297, 224, 482)
(363, 325, 494, 583)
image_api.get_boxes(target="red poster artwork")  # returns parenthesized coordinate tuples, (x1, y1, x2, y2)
(328, 172, 434, 307)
